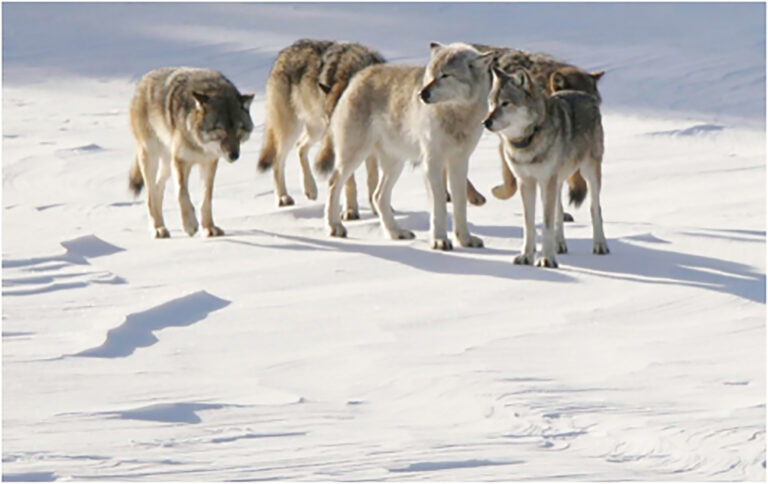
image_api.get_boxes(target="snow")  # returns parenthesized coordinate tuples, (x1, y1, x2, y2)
(2, 2, 765, 481)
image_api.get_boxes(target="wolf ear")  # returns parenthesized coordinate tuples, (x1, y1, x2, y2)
(240, 93, 255, 110)
(550, 72, 567, 92)
(318, 82, 331, 94)
(492, 66, 510, 84)
(192, 92, 209, 110)
(473, 51, 495, 70)
(429, 41, 444, 53)
(590, 70, 605, 82)
(511, 69, 532, 93)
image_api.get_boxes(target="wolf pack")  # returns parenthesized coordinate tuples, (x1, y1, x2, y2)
(128, 39, 607, 269)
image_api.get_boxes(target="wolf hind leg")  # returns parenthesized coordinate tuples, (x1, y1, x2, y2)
(137, 144, 169, 238)
(365, 156, 380, 215)
(581, 159, 609, 254)
(296, 125, 321, 201)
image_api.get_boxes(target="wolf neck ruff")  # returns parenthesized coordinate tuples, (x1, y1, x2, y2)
(509, 124, 541, 149)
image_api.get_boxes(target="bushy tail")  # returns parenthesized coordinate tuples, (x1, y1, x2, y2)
(314, 132, 335, 175)
(129, 155, 144, 196)
(567, 170, 588, 207)
(257, 127, 277, 173)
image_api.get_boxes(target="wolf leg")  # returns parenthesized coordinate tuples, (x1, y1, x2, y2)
(555, 181, 567, 254)
(173, 156, 198, 237)
(296, 126, 320, 201)
(536, 176, 559, 268)
(137, 145, 169, 238)
(582, 160, 609, 254)
(447, 157, 483, 248)
(200, 160, 223, 237)
(365, 156, 380, 215)
(342, 175, 360, 221)
(373, 155, 412, 240)
(492, 142, 518, 200)
(514, 178, 537, 265)
(425, 155, 451, 250)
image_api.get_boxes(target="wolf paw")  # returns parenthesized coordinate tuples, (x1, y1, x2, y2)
(432, 238, 453, 251)
(513, 253, 534, 265)
(457, 234, 484, 248)
(535, 256, 559, 268)
(492, 183, 516, 200)
(278, 195, 295, 207)
(182, 219, 199, 237)
(593, 241, 610, 255)
(203, 225, 224, 237)
(391, 229, 415, 240)
(341, 208, 360, 221)
(153, 227, 170, 239)
(556, 239, 568, 254)
(563, 212, 574, 222)
(468, 191, 486, 207)
(329, 224, 347, 238)
(304, 185, 318, 201)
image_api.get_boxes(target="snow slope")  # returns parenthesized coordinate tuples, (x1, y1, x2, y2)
(2, 3, 765, 481)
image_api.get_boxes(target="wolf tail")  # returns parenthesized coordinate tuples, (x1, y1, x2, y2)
(257, 127, 277, 173)
(129, 155, 144, 196)
(567, 170, 588, 207)
(314, 132, 335, 175)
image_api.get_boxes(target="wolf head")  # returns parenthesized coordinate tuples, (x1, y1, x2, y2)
(549, 67, 604, 100)
(419, 42, 494, 105)
(191, 91, 255, 162)
(483, 67, 546, 140)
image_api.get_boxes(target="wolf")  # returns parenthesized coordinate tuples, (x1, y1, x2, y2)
(256, 39, 385, 219)
(483, 67, 608, 268)
(128, 67, 254, 238)
(316, 42, 494, 250)
(475, 45, 604, 213)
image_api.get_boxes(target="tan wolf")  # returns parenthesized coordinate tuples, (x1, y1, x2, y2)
(475, 45, 604, 214)
(316, 42, 494, 250)
(128, 67, 254, 238)
(483, 67, 608, 268)
(256, 39, 385, 219)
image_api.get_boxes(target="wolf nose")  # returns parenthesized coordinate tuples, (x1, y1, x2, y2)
(229, 151, 239, 162)
(420, 89, 431, 103)
(483, 118, 493, 129)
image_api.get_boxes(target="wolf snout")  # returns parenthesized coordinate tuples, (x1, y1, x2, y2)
(227, 150, 240, 162)
(419, 88, 432, 103)
(483, 118, 494, 130)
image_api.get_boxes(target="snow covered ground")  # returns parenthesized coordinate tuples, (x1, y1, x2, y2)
(2, 3, 765, 481)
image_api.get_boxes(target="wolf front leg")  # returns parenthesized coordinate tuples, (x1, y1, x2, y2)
(172, 153, 199, 237)
(447, 157, 483, 248)
(425, 155, 451, 250)
(373, 154, 413, 240)
(514, 177, 537, 265)
(536, 176, 559, 268)
(200, 159, 224, 237)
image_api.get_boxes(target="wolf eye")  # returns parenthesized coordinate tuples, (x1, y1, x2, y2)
(501, 101, 510, 107)
(440, 73, 449, 79)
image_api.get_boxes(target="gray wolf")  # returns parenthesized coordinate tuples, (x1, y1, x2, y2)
(256, 39, 384, 219)
(483, 67, 608, 268)
(316, 42, 494, 250)
(128, 67, 254, 238)
(475, 45, 604, 212)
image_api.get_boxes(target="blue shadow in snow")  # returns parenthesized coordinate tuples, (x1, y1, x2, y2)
(72, 290, 230, 358)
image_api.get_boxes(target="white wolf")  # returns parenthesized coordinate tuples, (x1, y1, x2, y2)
(315, 42, 494, 250)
